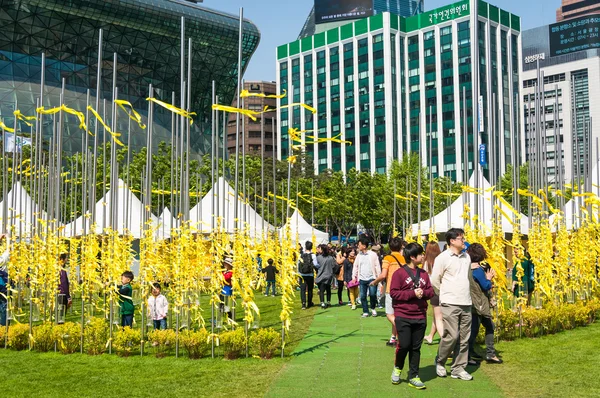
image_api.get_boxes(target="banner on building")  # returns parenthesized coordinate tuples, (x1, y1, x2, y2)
(314, 0, 373, 24)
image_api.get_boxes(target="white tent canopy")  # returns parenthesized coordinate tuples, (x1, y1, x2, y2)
(280, 209, 329, 245)
(156, 207, 176, 239)
(0, 181, 47, 237)
(411, 174, 529, 236)
(64, 179, 157, 238)
(189, 177, 274, 238)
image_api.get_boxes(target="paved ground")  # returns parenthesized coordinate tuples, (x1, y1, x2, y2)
(266, 302, 504, 397)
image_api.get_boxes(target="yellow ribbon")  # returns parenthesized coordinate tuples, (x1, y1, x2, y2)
(240, 89, 286, 99)
(86, 106, 124, 146)
(517, 189, 543, 208)
(212, 104, 261, 121)
(37, 105, 92, 136)
(147, 97, 196, 125)
(13, 110, 36, 127)
(493, 192, 521, 217)
(115, 100, 146, 129)
(0, 120, 15, 133)
(538, 189, 558, 214)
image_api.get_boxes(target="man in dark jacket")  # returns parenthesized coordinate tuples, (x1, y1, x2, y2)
(57, 253, 71, 324)
(262, 258, 279, 297)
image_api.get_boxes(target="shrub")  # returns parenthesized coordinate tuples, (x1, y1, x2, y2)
(55, 322, 82, 354)
(33, 322, 56, 352)
(8, 323, 30, 350)
(249, 328, 279, 359)
(113, 327, 141, 357)
(84, 317, 109, 355)
(180, 329, 211, 359)
(220, 328, 246, 359)
(497, 309, 519, 341)
(147, 329, 176, 358)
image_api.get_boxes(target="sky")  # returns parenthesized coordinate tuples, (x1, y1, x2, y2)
(208, 0, 560, 81)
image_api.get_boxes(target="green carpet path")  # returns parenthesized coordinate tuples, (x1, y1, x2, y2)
(266, 304, 503, 397)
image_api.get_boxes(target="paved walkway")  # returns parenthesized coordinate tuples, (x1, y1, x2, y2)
(266, 303, 504, 397)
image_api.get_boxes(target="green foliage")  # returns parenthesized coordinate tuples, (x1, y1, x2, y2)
(220, 328, 246, 360)
(147, 329, 176, 358)
(180, 328, 211, 359)
(7, 323, 30, 350)
(33, 322, 56, 352)
(55, 322, 81, 354)
(84, 317, 109, 355)
(249, 327, 280, 359)
(112, 326, 141, 357)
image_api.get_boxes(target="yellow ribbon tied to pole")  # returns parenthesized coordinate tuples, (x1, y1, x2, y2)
(0, 119, 15, 133)
(13, 110, 37, 127)
(212, 104, 261, 121)
(86, 106, 125, 146)
(37, 105, 92, 136)
(148, 97, 196, 125)
(115, 100, 146, 129)
(240, 89, 287, 99)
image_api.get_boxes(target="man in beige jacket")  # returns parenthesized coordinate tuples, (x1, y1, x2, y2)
(431, 228, 473, 381)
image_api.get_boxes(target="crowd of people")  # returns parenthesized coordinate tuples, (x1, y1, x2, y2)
(296, 228, 508, 390)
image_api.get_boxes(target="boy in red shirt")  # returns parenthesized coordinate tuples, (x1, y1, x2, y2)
(389, 242, 434, 390)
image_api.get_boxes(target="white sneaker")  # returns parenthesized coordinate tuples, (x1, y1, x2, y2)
(371, 309, 377, 317)
(351, 305, 356, 310)
(451, 370, 473, 381)
(361, 313, 369, 318)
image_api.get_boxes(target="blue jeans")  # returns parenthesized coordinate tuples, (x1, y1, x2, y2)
(265, 281, 276, 296)
(121, 314, 133, 328)
(153, 318, 167, 330)
(359, 279, 377, 314)
(0, 301, 7, 326)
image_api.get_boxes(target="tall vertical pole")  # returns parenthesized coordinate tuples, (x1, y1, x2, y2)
(91, 31, 102, 225)
(233, 8, 244, 230)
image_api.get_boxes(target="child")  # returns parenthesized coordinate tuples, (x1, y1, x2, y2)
(117, 270, 135, 328)
(147, 282, 168, 330)
(221, 257, 233, 321)
(389, 243, 434, 390)
(262, 258, 279, 297)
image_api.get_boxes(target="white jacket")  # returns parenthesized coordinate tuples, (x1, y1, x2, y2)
(147, 294, 169, 320)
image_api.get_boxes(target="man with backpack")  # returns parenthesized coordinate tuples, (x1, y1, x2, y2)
(298, 241, 319, 309)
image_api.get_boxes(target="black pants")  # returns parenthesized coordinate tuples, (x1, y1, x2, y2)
(469, 313, 496, 358)
(317, 281, 331, 304)
(395, 317, 427, 379)
(337, 281, 344, 302)
(300, 276, 314, 307)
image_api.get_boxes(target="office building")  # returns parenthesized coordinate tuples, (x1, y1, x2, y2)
(556, 0, 600, 22)
(521, 14, 600, 184)
(227, 81, 277, 158)
(0, 0, 259, 155)
(277, 0, 521, 182)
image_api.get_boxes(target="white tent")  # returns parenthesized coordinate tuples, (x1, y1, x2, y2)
(64, 179, 157, 238)
(189, 177, 274, 238)
(156, 207, 176, 239)
(411, 174, 529, 236)
(280, 209, 329, 244)
(0, 181, 47, 237)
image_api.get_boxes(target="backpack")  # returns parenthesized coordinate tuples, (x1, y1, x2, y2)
(299, 252, 314, 274)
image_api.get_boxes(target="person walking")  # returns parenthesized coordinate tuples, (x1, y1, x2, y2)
(389, 242, 434, 389)
(352, 236, 381, 318)
(431, 228, 473, 381)
(369, 236, 405, 346)
(316, 244, 335, 308)
(335, 248, 346, 305)
(467, 243, 503, 365)
(298, 241, 318, 310)
(343, 248, 358, 309)
(423, 241, 443, 344)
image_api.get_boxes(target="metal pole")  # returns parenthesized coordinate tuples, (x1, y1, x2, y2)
(233, 8, 244, 230)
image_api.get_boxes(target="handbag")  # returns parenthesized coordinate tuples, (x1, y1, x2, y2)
(347, 280, 359, 288)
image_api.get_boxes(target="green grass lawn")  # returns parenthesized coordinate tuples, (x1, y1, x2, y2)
(480, 321, 600, 398)
(0, 291, 316, 398)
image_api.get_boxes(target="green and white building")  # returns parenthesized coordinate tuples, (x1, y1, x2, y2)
(276, 0, 522, 182)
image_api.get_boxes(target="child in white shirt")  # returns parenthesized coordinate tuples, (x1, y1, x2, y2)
(147, 283, 168, 330)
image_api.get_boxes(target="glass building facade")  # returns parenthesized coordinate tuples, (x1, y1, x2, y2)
(0, 0, 260, 155)
(278, 0, 521, 182)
